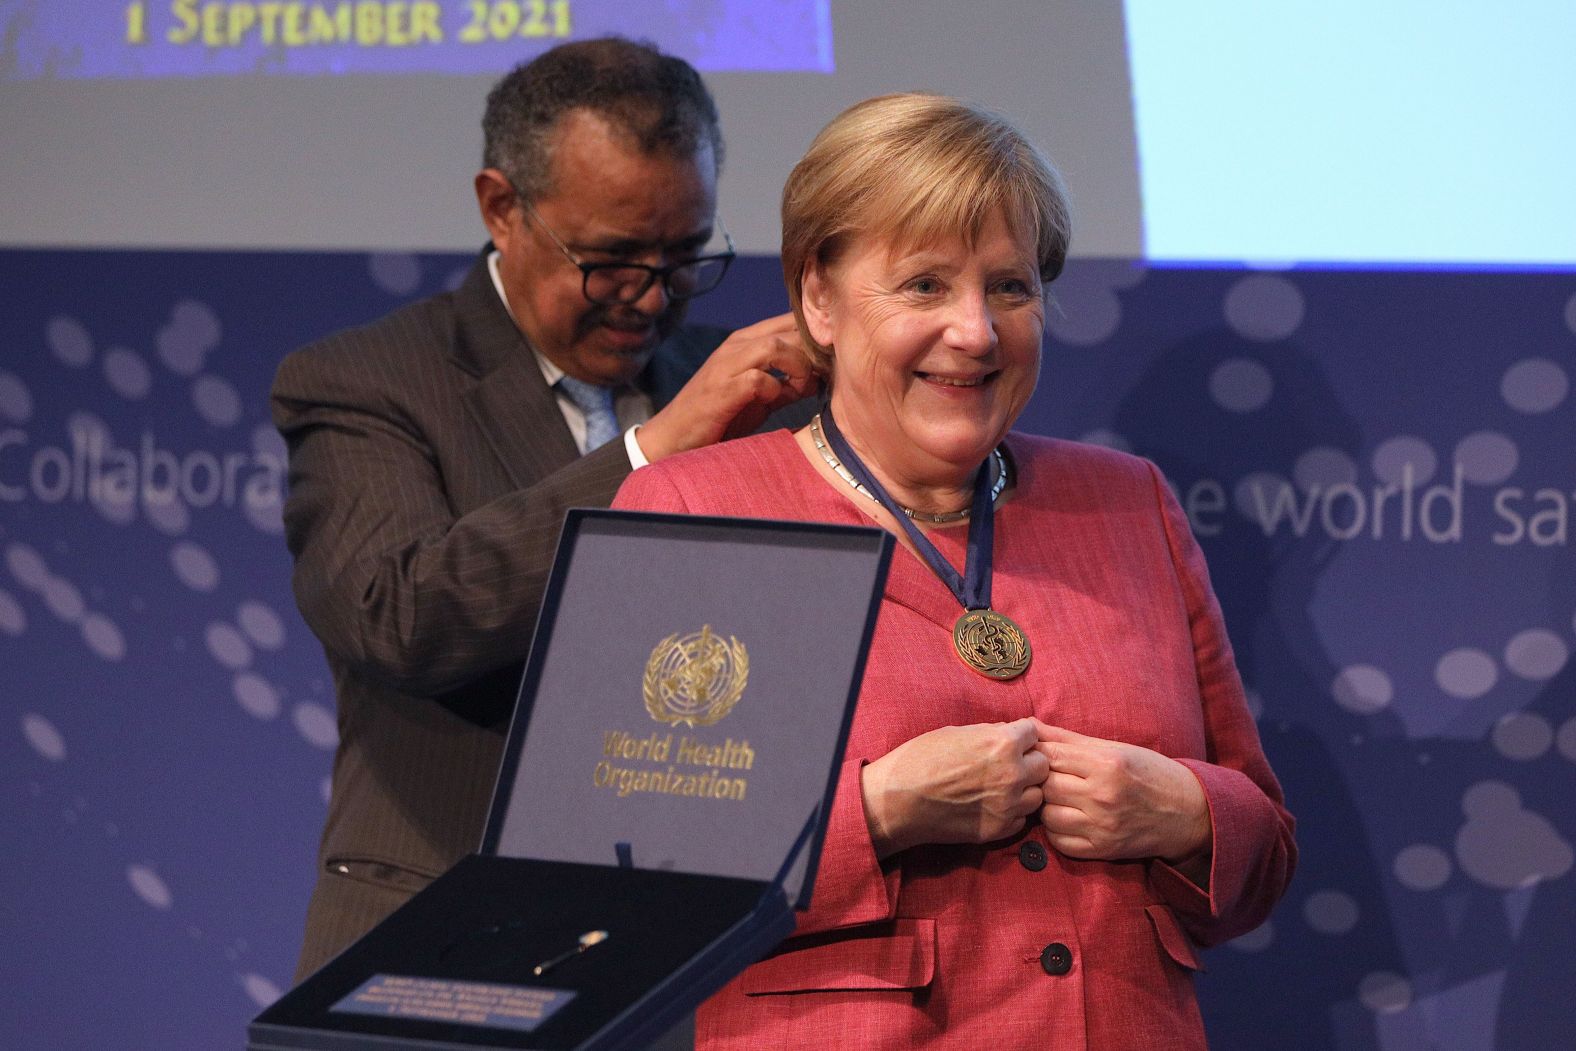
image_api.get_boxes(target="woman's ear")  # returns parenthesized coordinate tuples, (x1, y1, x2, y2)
(799, 262, 837, 348)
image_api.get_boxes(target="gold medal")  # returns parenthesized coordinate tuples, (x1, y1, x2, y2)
(953, 609, 1031, 680)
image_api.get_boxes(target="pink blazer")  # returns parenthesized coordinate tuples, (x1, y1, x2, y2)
(614, 430, 1295, 1050)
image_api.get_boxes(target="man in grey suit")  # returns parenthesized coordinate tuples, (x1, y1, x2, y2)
(272, 37, 815, 981)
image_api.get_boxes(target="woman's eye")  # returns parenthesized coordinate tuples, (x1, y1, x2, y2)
(996, 278, 1037, 299)
(907, 277, 941, 295)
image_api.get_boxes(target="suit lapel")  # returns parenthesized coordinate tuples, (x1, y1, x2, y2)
(449, 252, 579, 489)
(447, 252, 726, 487)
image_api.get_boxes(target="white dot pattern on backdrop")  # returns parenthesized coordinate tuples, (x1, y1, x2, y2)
(1048, 265, 1145, 346)
(251, 423, 286, 459)
(7, 544, 50, 590)
(1077, 429, 1132, 452)
(293, 703, 339, 750)
(1243, 688, 1264, 720)
(1453, 431, 1519, 486)
(147, 496, 192, 537)
(171, 542, 220, 592)
(368, 252, 422, 296)
(1233, 471, 1290, 521)
(0, 588, 26, 635)
(1558, 718, 1576, 762)
(1359, 971, 1412, 1014)
(81, 614, 127, 662)
(192, 375, 243, 427)
(46, 316, 94, 367)
(1332, 665, 1393, 714)
(1457, 780, 1573, 890)
(66, 411, 111, 453)
(1501, 358, 1569, 414)
(1303, 890, 1360, 935)
(1462, 780, 1518, 819)
(1208, 358, 1273, 413)
(242, 973, 283, 1009)
(157, 301, 221, 376)
(233, 673, 282, 720)
(321, 776, 334, 804)
(1435, 648, 1498, 699)
(1227, 921, 1274, 953)
(127, 864, 174, 909)
(237, 602, 285, 650)
(244, 424, 287, 535)
(92, 486, 137, 527)
(22, 713, 67, 761)
(1055, 286, 1122, 346)
(1371, 436, 1438, 487)
(172, 300, 221, 345)
(1294, 446, 1358, 489)
(244, 492, 284, 536)
(103, 348, 153, 400)
(43, 578, 85, 622)
(0, 371, 33, 421)
(1394, 844, 1452, 891)
(1492, 713, 1553, 761)
(1223, 274, 1305, 342)
(205, 623, 253, 670)
(1504, 628, 1568, 680)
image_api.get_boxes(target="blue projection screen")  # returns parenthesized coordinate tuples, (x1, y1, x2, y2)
(1124, 0, 1576, 268)
(0, 0, 833, 78)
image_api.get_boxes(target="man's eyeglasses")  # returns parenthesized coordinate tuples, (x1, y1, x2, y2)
(522, 199, 734, 306)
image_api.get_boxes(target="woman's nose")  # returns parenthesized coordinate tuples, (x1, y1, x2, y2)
(945, 291, 998, 355)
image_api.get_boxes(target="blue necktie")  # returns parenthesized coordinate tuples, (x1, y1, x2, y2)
(556, 375, 621, 452)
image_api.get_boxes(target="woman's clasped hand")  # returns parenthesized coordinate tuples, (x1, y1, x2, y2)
(860, 717, 1213, 878)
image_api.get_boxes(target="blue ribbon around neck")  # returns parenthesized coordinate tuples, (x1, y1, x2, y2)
(818, 407, 996, 612)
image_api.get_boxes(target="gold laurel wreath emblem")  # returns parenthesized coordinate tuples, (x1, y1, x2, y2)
(642, 625, 750, 727)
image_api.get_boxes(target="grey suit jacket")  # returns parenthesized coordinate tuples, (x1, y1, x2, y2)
(273, 253, 723, 979)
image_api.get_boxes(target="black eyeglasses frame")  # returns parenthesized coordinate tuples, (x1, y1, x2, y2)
(521, 197, 736, 306)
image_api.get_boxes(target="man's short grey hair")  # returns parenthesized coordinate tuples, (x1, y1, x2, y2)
(483, 37, 724, 203)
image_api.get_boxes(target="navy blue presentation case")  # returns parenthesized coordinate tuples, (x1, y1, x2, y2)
(249, 509, 894, 1050)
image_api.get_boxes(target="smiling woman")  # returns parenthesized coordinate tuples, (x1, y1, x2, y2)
(614, 92, 1295, 1050)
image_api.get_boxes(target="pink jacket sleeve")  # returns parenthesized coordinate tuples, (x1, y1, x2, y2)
(1142, 460, 1298, 946)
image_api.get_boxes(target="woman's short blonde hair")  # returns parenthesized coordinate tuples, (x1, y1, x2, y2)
(781, 93, 1072, 374)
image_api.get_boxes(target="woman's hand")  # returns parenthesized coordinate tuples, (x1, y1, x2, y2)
(860, 718, 1050, 859)
(1035, 724, 1213, 882)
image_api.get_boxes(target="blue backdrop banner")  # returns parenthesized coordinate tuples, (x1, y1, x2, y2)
(1, 248, 1572, 1049)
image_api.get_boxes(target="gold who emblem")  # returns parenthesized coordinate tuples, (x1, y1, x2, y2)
(953, 609, 1031, 680)
(643, 625, 750, 727)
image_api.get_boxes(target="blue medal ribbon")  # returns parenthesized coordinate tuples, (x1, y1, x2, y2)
(818, 407, 996, 612)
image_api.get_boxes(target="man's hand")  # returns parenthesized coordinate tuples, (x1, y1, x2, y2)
(860, 718, 1050, 859)
(634, 313, 817, 462)
(1035, 724, 1212, 875)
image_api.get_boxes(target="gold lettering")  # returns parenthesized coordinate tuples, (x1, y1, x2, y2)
(282, 3, 307, 44)
(355, 0, 382, 43)
(127, 1, 149, 43)
(168, 0, 199, 43)
(224, 3, 255, 44)
(202, 2, 229, 44)
(675, 735, 753, 769)
(308, 3, 351, 41)
(593, 758, 746, 801)
(384, 1, 408, 45)
(409, 1, 441, 42)
(258, 2, 284, 42)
